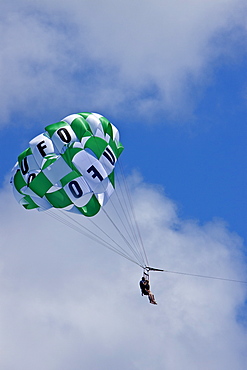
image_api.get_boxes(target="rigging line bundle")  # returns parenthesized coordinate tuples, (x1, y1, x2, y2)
(118, 160, 149, 266)
(63, 206, 144, 267)
(106, 188, 142, 261)
(116, 161, 149, 266)
(45, 208, 142, 267)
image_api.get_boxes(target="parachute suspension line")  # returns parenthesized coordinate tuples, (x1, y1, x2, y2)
(113, 165, 142, 249)
(101, 208, 145, 268)
(45, 209, 107, 248)
(117, 159, 149, 267)
(106, 194, 142, 262)
(115, 165, 143, 254)
(105, 190, 147, 268)
(45, 209, 142, 267)
(71, 208, 143, 268)
(118, 161, 148, 266)
(59, 210, 143, 267)
(81, 214, 144, 267)
(112, 181, 147, 267)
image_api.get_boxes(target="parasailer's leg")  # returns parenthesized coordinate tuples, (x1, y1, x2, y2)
(148, 292, 157, 305)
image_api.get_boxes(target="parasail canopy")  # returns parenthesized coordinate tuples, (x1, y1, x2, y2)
(11, 112, 124, 217)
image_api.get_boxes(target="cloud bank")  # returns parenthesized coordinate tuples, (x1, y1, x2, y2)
(1, 175, 247, 370)
(0, 0, 246, 125)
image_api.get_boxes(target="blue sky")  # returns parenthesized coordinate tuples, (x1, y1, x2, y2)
(0, 1, 247, 369)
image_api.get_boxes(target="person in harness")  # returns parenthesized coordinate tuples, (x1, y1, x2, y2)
(139, 276, 157, 305)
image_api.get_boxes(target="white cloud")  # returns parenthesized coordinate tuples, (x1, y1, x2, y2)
(1, 174, 247, 369)
(0, 0, 246, 126)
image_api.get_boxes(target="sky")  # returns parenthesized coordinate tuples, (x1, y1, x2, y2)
(0, 1, 247, 369)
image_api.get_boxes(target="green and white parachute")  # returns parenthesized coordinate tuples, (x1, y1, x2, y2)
(11, 112, 151, 270)
(11, 112, 124, 217)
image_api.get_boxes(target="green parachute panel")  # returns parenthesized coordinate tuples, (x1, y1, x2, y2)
(85, 137, 108, 159)
(70, 116, 92, 140)
(21, 195, 39, 210)
(61, 146, 83, 170)
(78, 112, 91, 120)
(28, 172, 53, 197)
(13, 170, 26, 193)
(60, 170, 82, 187)
(45, 121, 70, 138)
(18, 147, 32, 167)
(41, 154, 58, 170)
(99, 116, 111, 136)
(76, 194, 101, 217)
(45, 188, 72, 208)
(108, 171, 115, 188)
